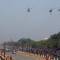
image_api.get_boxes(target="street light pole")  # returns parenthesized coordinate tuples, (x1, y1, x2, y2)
(3, 43, 5, 58)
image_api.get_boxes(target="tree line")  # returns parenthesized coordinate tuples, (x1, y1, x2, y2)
(5, 32, 60, 50)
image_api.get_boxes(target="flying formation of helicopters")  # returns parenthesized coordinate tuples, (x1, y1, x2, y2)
(27, 7, 60, 15)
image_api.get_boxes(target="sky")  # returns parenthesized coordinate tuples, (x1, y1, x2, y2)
(0, 0, 60, 42)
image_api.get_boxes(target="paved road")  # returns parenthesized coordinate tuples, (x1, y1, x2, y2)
(6, 52, 38, 60)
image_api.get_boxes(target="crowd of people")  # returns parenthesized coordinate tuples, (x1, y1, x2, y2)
(28, 48, 60, 57)
(18, 47, 60, 60)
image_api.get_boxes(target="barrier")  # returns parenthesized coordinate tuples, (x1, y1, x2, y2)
(10, 51, 60, 60)
(0, 53, 14, 60)
(54, 57, 55, 60)
(57, 58, 58, 60)
(0, 56, 6, 60)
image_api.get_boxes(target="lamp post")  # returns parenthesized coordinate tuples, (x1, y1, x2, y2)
(3, 42, 6, 58)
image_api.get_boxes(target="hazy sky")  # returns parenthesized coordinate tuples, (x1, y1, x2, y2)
(0, 0, 60, 42)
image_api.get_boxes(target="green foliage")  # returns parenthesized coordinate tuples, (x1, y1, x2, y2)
(46, 32, 60, 49)
(5, 32, 60, 49)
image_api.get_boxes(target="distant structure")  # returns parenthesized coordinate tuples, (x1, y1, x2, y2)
(44, 38, 48, 40)
(4, 37, 13, 43)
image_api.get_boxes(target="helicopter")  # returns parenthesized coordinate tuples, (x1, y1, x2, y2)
(58, 9, 60, 11)
(27, 8, 30, 12)
(27, 8, 32, 12)
(49, 8, 60, 15)
(49, 9, 52, 12)
(49, 9, 53, 15)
